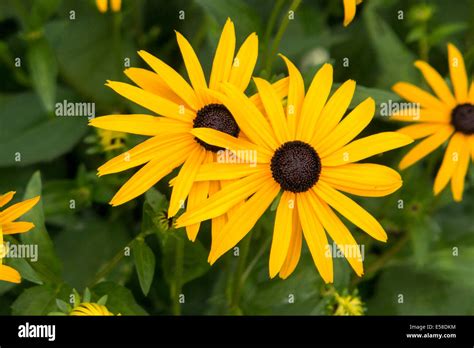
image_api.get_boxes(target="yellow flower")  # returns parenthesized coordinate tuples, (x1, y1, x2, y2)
(0, 192, 40, 283)
(90, 19, 285, 242)
(96, 0, 121, 13)
(333, 292, 364, 316)
(392, 43, 474, 202)
(97, 129, 127, 152)
(70, 303, 116, 316)
(176, 56, 412, 282)
(343, 0, 363, 27)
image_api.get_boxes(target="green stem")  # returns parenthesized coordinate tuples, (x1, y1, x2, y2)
(170, 237, 184, 315)
(351, 233, 410, 287)
(262, 0, 285, 66)
(229, 234, 252, 312)
(263, 0, 302, 77)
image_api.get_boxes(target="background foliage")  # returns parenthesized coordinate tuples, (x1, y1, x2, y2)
(0, 0, 473, 315)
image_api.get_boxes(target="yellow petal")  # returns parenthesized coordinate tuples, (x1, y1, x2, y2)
(106, 81, 195, 121)
(98, 134, 193, 176)
(297, 64, 333, 142)
(317, 97, 375, 157)
(393, 82, 448, 111)
(314, 181, 388, 242)
(191, 128, 273, 163)
(0, 264, 21, 283)
(0, 196, 40, 224)
(311, 193, 363, 276)
(194, 162, 268, 181)
(447, 43, 468, 103)
(399, 127, 454, 170)
(343, 0, 357, 27)
(210, 18, 236, 90)
(208, 180, 227, 249)
(451, 135, 470, 201)
(323, 132, 413, 167)
(253, 77, 290, 144)
(137, 50, 199, 110)
(168, 147, 207, 218)
(185, 153, 213, 241)
(310, 80, 356, 145)
(280, 55, 305, 138)
(2, 222, 35, 234)
(90, 115, 190, 136)
(390, 108, 450, 123)
(414, 61, 456, 107)
(124, 68, 185, 106)
(229, 33, 258, 91)
(269, 191, 294, 278)
(279, 205, 302, 279)
(175, 31, 207, 92)
(0, 191, 15, 208)
(110, 0, 121, 11)
(297, 191, 333, 283)
(176, 171, 271, 227)
(109, 144, 193, 206)
(213, 84, 279, 150)
(250, 77, 289, 113)
(396, 123, 445, 140)
(209, 180, 280, 264)
(96, 0, 107, 13)
(320, 164, 402, 197)
(434, 132, 464, 195)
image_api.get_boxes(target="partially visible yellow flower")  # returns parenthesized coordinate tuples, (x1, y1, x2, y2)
(343, 0, 363, 26)
(70, 303, 116, 316)
(90, 18, 286, 244)
(0, 192, 40, 283)
(176, 56, 412, 282)
(392, 43, 474, 202)
(96, 0, 121, 13)
(333, 292, 364, 316)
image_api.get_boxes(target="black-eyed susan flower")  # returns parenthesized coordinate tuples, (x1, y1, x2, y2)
(96, 0, 121, 13)
(70, 303, 116, 316)
(0, 192, 40, 283)
(343, 0, 363, 26)
(90, 19, 288, 241)
(176, 56, 412, 282)
(392, 43, 474, 202)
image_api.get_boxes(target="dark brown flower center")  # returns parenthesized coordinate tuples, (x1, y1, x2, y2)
(270, 141, 321, 193)
(451, 103, 474, 135)
(193, 104, 240, 152)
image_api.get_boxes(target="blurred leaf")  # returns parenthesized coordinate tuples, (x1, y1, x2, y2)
(92, 281, 148, 315)
(5, 257, 43, 285)
(29, 0, 61, 29)
(0, 92, 88, 167)
(42, 180, 91, 217)
(20, 172, 63, 284)
(428, 23, 468, 46)
(408, 215, 441, 267)
(55, 298, 71, 313)
(363, 2, 418, 87)
(195, 0, 262, 40)
(11, 283, 71, 315)
(26, 36, 58, 113)
(133, 239, 156, 296)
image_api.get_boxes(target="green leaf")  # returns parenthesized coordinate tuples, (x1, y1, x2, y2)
(4, 257, 43, 285)
(133, 239, 156, 296)
(11, 283, 71, 315)
(26, 36, 58, 113)
(55, 299, 71, 313)
(428, 23, 468, 46)
(408, 216, 441, 267)
(0, 92, 88, 167)
(363, 2, 419, 88)
(20, 172, 63, 284)
(92, 282, 148, 315)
